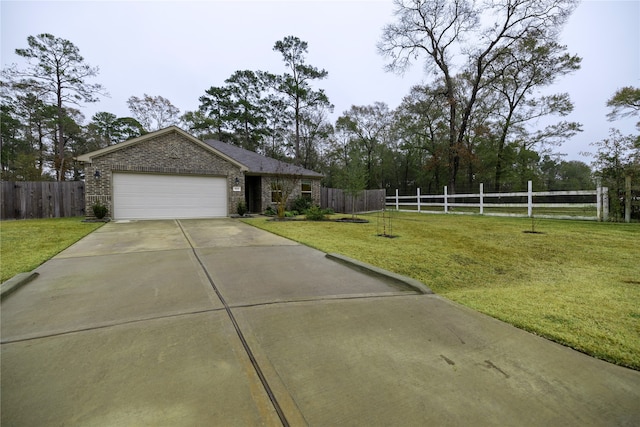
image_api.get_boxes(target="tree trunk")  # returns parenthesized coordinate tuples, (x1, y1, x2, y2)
(294, 94, 301, 164)
(56, 70, 65, 181)
(494, 111, 514, 191)
(447, 79, 458, 195)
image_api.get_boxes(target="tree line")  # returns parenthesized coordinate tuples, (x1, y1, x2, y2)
(2, 0, 638, 206)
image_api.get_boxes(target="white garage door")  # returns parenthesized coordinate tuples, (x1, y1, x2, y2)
(113, 173, 228, 220)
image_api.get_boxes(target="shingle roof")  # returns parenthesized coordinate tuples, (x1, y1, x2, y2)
(204, 140, 323, 178)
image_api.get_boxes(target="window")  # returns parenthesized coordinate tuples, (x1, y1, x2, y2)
(301, 180, 312, 199)
(271, 181, 283, 203)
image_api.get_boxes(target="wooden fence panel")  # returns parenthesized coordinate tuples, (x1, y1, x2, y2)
(1, 181, 86, 220)
(321, 188, 386, 213)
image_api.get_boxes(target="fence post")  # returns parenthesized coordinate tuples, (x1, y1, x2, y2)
(603, 187, 609, 221)
(444, 186, 448, 213)
(395, 189, 399, 211)
(479, 183, 484, 215)
(527, 180, 533, 218)
(596, 185, 602, 221)
(625, 175, 631, 223)
(417, 188, 421, 213)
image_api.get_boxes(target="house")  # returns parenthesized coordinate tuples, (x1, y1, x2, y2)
(77, 126, 323, 220)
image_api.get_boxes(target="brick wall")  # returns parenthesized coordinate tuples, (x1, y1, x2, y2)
(261, 176, 321, 210)
(84, 129, 244, 219)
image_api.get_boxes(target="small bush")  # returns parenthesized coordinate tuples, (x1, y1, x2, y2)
(292, 196, 313, 214)
(264, 206, 277, 216)
(237, 201, 248, 216)
(92, 202, 108, 219)
(305, 205, 328, 221)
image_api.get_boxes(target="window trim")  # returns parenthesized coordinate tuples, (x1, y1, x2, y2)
(271, 181, 283, 203)
(301, 179, 312, 198)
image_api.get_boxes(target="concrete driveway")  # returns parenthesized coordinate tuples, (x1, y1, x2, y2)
(1, 219, 639, 426)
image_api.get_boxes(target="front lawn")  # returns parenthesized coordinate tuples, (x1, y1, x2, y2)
(244, 212, 640, 370)
(0, 217, 104, 283)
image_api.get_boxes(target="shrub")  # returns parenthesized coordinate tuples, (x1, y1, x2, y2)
(237, 201, 248, 216)
(92, 201, 109, 219)
(305, 205, 328, 221)
(292, 196, 313, 214)
(264, 206, 277, 216)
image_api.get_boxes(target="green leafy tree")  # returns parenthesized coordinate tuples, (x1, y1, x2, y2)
(12, 93, 57, 176)
(298, 108, 333, 171)
(393, 83, 451, 193)
(180, 109, 221, 140)
(86, 112, 145, 149)
(486, 36, 582, 190)
(263, 93, 292, 159)
(0, 103, 42, 180)
(590, 129, 640, 220)
(336, 159, 367, 219)
(607, 86, 640, 130)
(195, 85, 234, 141)
(273, 36, 331, 164)
(540, 156, 593, 190)
(224, 70, 270, 151)
(5, 33, 105, 180)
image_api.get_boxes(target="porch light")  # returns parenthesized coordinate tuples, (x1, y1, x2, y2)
(94, 170, 101, 180)
(234, 177, 239, 185)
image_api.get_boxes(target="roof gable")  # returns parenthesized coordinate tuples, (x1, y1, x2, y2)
(76, 126, 247, 171)
(204, 140, 323, 178)
(75, 126, 322, 178)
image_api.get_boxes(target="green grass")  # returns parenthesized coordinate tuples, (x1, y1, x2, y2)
(244, 212, 640, 370)
(0, 217, 104, 283)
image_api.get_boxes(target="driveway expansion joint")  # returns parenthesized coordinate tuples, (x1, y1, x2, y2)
(176, 220, 290, 427)
(226, 291, 429, 310)
(0, 308, 227, 344)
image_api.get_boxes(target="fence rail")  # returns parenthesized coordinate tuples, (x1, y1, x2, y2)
(387, 181, 610, 221)
(1, 181, 86, 220)
(321, 188, 386, 214)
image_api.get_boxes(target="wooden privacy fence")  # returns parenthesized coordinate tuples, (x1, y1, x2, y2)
(321, 188, 386, 213)
(1, 181, 86, 220)
(387, 181, 612, 222)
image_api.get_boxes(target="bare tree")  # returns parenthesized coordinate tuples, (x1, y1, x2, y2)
(379, 0, 578, 193)
(336, 102, 393, 189)
(271, 174, 301, 218)
(127, 94, 180, 131)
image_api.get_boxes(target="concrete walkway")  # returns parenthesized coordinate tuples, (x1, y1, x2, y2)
(1, 219, 639, 426)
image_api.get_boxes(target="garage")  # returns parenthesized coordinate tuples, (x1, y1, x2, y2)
(78, 127, 321, 221)
(113, 173, 228, 220)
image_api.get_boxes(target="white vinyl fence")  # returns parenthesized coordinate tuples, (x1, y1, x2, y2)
(387, 181, 609, 221)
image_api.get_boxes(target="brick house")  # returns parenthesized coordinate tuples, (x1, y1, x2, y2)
(77, 126, 323, 220)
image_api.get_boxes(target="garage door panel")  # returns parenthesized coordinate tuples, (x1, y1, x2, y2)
(113, 173, 227, 220)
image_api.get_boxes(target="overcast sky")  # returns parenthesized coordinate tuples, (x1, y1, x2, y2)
(1, 0, 638, 162)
